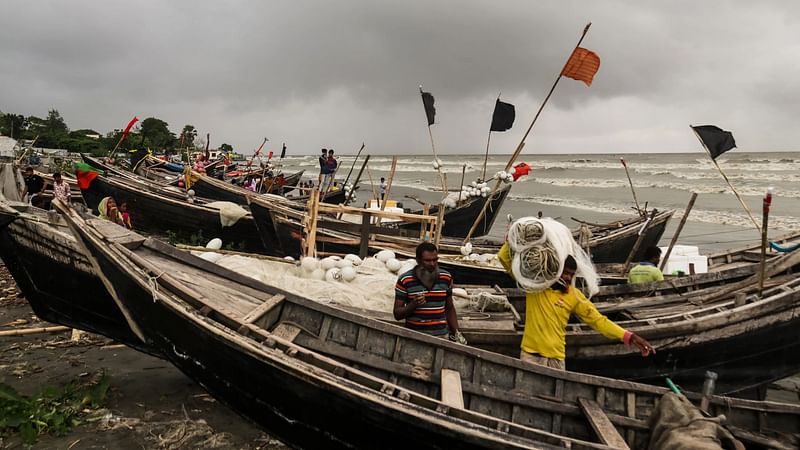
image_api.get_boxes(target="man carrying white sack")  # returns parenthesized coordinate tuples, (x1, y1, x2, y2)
(394, 242, 467, 344)
(497, 218, 655, 370)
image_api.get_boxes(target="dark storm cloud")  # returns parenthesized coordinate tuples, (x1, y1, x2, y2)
(1, 0, 798, 153)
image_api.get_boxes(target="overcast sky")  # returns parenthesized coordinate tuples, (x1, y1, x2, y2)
(1, 1, 799, 155)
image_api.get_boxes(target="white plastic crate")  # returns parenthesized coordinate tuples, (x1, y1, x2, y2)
(662, 254, 708, 275)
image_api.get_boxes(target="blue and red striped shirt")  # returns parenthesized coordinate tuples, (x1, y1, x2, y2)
(395, 267, 453, 336)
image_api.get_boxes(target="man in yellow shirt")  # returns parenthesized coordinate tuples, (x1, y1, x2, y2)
(498, 242, 655, 369)
(628, 246, 665, 284)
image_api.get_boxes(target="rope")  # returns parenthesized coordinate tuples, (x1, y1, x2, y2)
(148, 271, 165, 302)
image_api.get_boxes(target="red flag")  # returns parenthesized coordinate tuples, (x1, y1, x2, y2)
(73, 162, 101, 189)
(561, 47, 601, 86)
(121, 116, 139, 139)
(267, 150, 273, 160)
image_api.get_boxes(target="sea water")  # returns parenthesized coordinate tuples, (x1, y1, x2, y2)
(280, 151, 800, 254)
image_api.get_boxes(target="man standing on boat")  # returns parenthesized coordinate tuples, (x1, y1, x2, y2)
(627, 246, 664, 284)
(498, 244, 655, 369)
(394, 242, 467, 344)
(317, 148, 328, 187)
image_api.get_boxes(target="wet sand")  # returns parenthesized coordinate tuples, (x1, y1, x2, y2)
(0, 263, 286, 450)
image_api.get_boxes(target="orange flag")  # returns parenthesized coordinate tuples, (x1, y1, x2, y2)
(561, 47, 601, 86)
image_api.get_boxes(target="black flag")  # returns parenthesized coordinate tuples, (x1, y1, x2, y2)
(280, 143, 286, 159)
(691, 125, 736, 160)
(490, 99, 515, 132)
(420, 89, 436, 126)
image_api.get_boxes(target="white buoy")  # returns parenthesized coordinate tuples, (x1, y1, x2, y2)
(325, 268, 342, 282)
(452, 288, 469, 298)
(344, 254, 362, 266)
(206, 238, 223, 250)
(375, 249, 396, 263)
(341, 266, 357, 282)
(335, 258, 353, 268)
(301, 257, 319, 272)
(284, 256, 295, 262)
(309, 268, 326, 280)
(385, 258, 402, 272)
(460, 242, 473, 256)
(320, 257, 338, 271)
(198, 252, 224, 263)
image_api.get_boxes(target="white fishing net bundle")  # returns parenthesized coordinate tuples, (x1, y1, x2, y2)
(197, 248, 510, 314)
(205, 201, 248, 227)
(507, 217, 599, 297)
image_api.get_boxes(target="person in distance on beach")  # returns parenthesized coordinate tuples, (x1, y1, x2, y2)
(498, 246, 655, 370)
(627, 246, 664, 284)
(394, 242, 466, 344)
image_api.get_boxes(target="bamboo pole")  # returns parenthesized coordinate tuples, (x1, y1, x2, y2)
(365, 165, 380, 203)
(620, 158, 642, 216)
(374, 157, 398, 227)
(463, 23, 593, 244)
(457, 164, 466, 204)
(758, 188, 774, 297)
(621, 210, 655, 275)
(15, 136, 38, 164)
(304, 189, 319, 257)
(691, 126, 760, 232)
(341, 143, 366, 191)
(339, 154, 370, 214)
(659, 192, 699, 272)
(0, 325, 71, 337)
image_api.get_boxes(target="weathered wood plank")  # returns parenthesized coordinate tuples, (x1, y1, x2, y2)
(272, 323, 302, 342)
(242, 294, 286, 324)
(578, 398, 630, 449)
(440, 369, 464, 409)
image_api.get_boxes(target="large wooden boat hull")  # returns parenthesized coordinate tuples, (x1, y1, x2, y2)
(0, 204, 158, 356)
(264, 208, 674, 288)
(399, 183, 513, 238)
(60, 206, 800, 449)
(80, 175, 274, 255)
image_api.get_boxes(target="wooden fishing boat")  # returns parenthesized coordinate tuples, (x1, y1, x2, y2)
(258, 199, 675, 287)
(79, 173, 275, 255)
(465, 251, 800, 398)
(226, 167, 305, 195)
(189, 173, 349, 206)
(397, 183, 513, 238)
(58, 204, 800, 449)
(0, 201, 157, 356)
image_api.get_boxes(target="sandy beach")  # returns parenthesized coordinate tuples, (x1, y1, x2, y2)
(0, 262, 286, 449)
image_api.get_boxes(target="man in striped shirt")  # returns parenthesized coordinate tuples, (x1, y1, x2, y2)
(394, 242, 465, 343)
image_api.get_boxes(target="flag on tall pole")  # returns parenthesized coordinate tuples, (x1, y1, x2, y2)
(420, 88, 436, 126)
(107, 116, 139, 158)
(464, 22, 597, 244)
(489, 99, 516, 132)
(690, 124, 759, 232)
(121, 116, 139, 140)
(280, 143, 287, 159)
(691, 125, 736, 160)
(561, 47, 601, 86)
(419, 85, 446, 194)
(482, 96, 516, 180)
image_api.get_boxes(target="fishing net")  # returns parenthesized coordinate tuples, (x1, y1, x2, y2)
(507, 217, 600, 296)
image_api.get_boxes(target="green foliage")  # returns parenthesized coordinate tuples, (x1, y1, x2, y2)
(165, 229, 206, 247)
(140, 117, 176, 152)
(0, 372, 111, 446)
(179, 124, 197, 148)
(219, 143, 233, 153)
(0, 113, 26, 138)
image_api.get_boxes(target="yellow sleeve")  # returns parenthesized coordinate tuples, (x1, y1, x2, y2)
(572, 289, 626, 341)
(498, 242, 513, 275)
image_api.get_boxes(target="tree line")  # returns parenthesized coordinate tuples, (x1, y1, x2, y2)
(0, 109, 234, 156)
